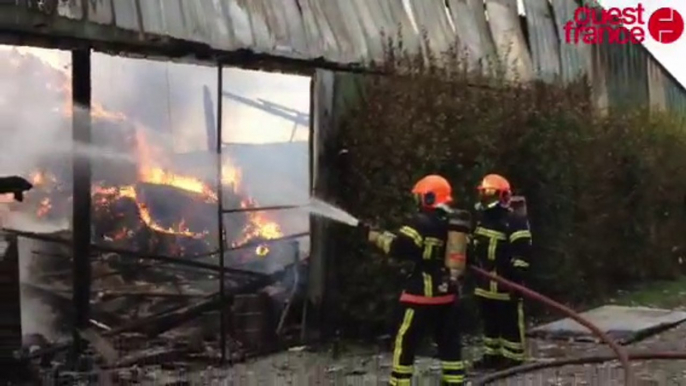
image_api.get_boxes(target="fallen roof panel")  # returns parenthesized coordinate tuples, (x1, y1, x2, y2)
(528, 305, 686, 345)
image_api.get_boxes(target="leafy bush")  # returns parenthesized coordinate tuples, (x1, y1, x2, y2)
(325, 39, 686, 337)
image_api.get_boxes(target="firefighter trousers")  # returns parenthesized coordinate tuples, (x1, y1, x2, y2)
(390, 302, 464, 386)
(478, 296, 526, 365)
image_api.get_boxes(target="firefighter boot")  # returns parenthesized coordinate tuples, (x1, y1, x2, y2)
(497, 357, 524, 370)
(470, 355, 499, 371)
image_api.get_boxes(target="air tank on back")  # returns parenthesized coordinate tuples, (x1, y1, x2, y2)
(445, 209, 472, 279)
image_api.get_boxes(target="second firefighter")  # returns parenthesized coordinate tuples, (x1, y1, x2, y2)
(470, 174, 533, 370)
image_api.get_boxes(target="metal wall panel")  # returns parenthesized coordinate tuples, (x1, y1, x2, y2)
(300, 0, 340, 61)
(446, 0, 498, 73)
(323, 0, 366, 62)
(383, 0, 422, 56)
(350, 0, 386, 62)
(600, 43, 648, 111)
(260, 0, 301, 56)
(646, 56, 667, 112)
(549, 0, 590, 84)
(234, 0, 273, 53)
(522, 0, 561, 82)
(57, 0, 83, 19)
(486, 0, 534, 81)
(220, 0, 254, 49)
(204, 0, 237, 51)
(157, 0, 186, 41)
(665, 78, 686, 117)
(280, 0, 309, 57)
(589, 43, 609, 112)
(87, 0, 113, 25)
(111, 0, 139, 31)
(137, 0, 165, 36)
(408, 0, 456, 55)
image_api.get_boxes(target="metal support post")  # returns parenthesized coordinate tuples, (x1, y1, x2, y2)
(216, 65, 227, 364)
(71, 48, 92, 364)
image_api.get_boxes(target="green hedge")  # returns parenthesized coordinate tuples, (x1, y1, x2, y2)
(327, 42, 686, 337)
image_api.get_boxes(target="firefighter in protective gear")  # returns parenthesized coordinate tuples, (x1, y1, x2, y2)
(470, 174, 532, 370)
(363, 175, 466, 386)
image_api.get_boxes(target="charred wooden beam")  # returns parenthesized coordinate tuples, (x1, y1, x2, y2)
(2, 229, 268, 278)
(112, 346, 189, 368)
(21, 282, 123, 329)
(101, 263, 292, 339)
(79, 328, 118, 366)
(226, 231, 309, 251)
(93, 243, 263, 278)
(6, 228, 307, 275)
(95, 291, 207, 300)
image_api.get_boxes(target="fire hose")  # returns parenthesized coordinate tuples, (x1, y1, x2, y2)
(469, 266, 634, 386)
(477, 351, 686, 384)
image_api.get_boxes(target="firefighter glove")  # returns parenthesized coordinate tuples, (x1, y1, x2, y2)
(356, 221, 372, 240)
(0, 176, 33, 202)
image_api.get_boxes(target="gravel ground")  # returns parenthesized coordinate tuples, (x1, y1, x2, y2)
(35, 306, 686, 385)
(63, 324, 685, 385)
(212, 321, 686, 385)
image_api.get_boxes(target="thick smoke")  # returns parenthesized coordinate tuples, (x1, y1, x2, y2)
(17, 235, 68, 341)
(2, 46, 312, 340)
(1, 46, 312, 341)
(90, 53, 312, 242)
(1, 47, 311, 237)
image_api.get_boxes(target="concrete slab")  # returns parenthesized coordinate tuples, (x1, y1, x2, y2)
(528, 305, 686, 345)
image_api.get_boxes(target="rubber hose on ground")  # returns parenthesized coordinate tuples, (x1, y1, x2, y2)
(469, 266, 633, 386)
(477, 351, 686, 383)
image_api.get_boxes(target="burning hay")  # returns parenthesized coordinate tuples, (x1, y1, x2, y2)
(2, 47, 283, 255)
(0, 47, 308, 376)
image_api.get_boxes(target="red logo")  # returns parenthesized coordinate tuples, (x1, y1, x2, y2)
(564, 4, 684, 45)
(648, 7, 684, 44)
(564, 5, 646, 44)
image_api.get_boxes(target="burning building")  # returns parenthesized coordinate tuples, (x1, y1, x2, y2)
(0, 48, 309, 369)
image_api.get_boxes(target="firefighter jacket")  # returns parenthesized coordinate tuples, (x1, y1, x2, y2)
(372, 206, 458, 305)
(470, 205, 532, 301)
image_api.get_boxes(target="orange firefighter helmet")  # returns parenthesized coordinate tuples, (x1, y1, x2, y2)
(412, 175, 453, 208)
(477, 174, 512, 207)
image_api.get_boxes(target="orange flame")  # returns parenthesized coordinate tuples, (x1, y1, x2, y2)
(30, 171, 57, 187)
(93, 185, 208, 239)
(5, 48, 283, 247)
(36, 198, 52, 217)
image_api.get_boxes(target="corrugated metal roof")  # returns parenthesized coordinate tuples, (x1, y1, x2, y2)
(646, 56, 667, 111)
(3, 0, 686, 114)
(589, 43, 609, 111)
(522, 0, 560, 82)
(407, 0, 455, 55)
(665, 76, 686, 117)
(445, 0, 498, 73)
(601, 43, 649, 111)
(485, 0, 533, 81)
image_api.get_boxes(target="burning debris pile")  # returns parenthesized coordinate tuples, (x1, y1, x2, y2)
(2, 48, 286, 258)
(0, 48, 308, 375)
